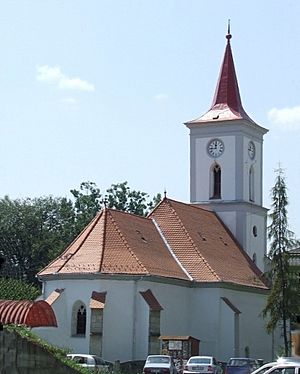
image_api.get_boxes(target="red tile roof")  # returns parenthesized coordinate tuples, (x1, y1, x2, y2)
(0, 300, 57, 327)
(45, 288, 64, 306)
(38, 208, 188, 281)
(38, 198, 267, 290)
(140, 289, 163, 311)
(149, 199, 267, 289)
(90, 291, 106, 309)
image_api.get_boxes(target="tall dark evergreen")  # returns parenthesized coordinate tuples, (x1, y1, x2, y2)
(262, 167, 299, 356)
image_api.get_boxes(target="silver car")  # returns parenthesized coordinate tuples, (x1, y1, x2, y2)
(66, 354, 112, 371)
(184, 356, 222, 374)
(143, 355, 178, 374)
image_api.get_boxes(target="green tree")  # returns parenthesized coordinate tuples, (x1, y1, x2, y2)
(0, 278, 40, 300)
(0, 181, 161, 285)
(262, 167, 299, 356)
(70, 181, 102, 233)
(105, 181, 161, 216)
(0, 195, 76, 284)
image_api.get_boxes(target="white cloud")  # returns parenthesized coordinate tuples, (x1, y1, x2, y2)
(154, 93, 168, 101)
(61, 97, 77, 105)
(268, 106, 300, 130)
(36, 65, 95, 92)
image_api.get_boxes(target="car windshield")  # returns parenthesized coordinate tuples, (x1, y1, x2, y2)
(73, 356, 88, 364)
(229, 360, 252, 367)
(94, 357, 105, 365)
(148, 357, 170, 364)
(189, 358, 212, 365)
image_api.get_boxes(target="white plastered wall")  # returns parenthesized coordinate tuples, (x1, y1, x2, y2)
(35, 277, 279, 363)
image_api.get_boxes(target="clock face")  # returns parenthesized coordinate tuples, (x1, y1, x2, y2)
(248, 141, 255, 159)
(207, 139, 224, 158)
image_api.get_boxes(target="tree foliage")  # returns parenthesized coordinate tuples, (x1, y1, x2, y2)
(70, 181, 102, 233)
(0, 181, 161, 285)
(262, 167, 300, 356)
(0, 195, 76, 284)
(105, 181, 161, 217)
(0, 278, 40, 300)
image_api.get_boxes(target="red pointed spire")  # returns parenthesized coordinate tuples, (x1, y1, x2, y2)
(211, 30, 245, 114)
(186, 28, 254, 125)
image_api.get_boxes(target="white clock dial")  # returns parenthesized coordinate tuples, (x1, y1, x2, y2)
(207, 139, 224, 158)
(248, 141, 255, 159)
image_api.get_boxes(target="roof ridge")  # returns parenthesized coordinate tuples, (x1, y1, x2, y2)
(56, 212, 104, 273)
(151, 217, 193, 281)
(166, 199, 221, 281)
(108, 207, 150, 220)
(107, 210, 149, 274)
(38, 211, 103, 275)
(159, 197, 213, 213)
(98, 208, 108, 272)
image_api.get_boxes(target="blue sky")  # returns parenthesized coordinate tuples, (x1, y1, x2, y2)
(1, 1, 300, 239)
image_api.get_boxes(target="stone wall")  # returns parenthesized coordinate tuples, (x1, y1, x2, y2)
(0, 329, 79, 374)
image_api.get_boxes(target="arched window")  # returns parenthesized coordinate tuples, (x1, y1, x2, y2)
(252, 253, 257, 264)
(77, 305, 86, 334)
(210, 163, 221, 199)
(249, 166, 254, 202)
(71, 301, 86, 336)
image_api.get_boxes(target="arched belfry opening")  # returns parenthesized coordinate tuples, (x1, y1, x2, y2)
(210, 163, 221, 199)
(249, 165, 255, 202)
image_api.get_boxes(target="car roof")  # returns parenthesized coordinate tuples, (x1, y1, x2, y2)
(189, 356, 214, 359)
(264, 363, 300, 372)
(250, 362, 277, 374)
(67, 354, 101, 358)
(276, 358, 300, 364)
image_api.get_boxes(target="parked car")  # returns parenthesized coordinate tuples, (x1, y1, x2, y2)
(143, 355, 178, 374)
(251, 358, 300, 374)
(226, 358, 259, 374)
(183, 356, 222, 374)
(258, 362, 300, 374)
(66, 354, 113, 371)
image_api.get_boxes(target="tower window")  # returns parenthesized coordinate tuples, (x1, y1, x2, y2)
(71, 301, 87, 336)
(76, 305, 87, 335)
(210, 163, 221, 199)
(253, 226, 257, 237)
(249, 166, 255, 202)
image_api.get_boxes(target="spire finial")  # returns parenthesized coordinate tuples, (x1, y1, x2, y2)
(226, 19, 232, 42)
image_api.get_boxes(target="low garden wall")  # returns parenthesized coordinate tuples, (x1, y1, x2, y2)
(0, 329, 78, 374)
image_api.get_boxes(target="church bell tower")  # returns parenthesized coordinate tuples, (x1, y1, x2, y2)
(185, 30, 268, 271)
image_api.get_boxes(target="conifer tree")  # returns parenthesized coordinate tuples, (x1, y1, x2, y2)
(263, 167, 299, 356)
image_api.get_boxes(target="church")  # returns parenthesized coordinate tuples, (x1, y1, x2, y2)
(35, 31, 280, 363)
